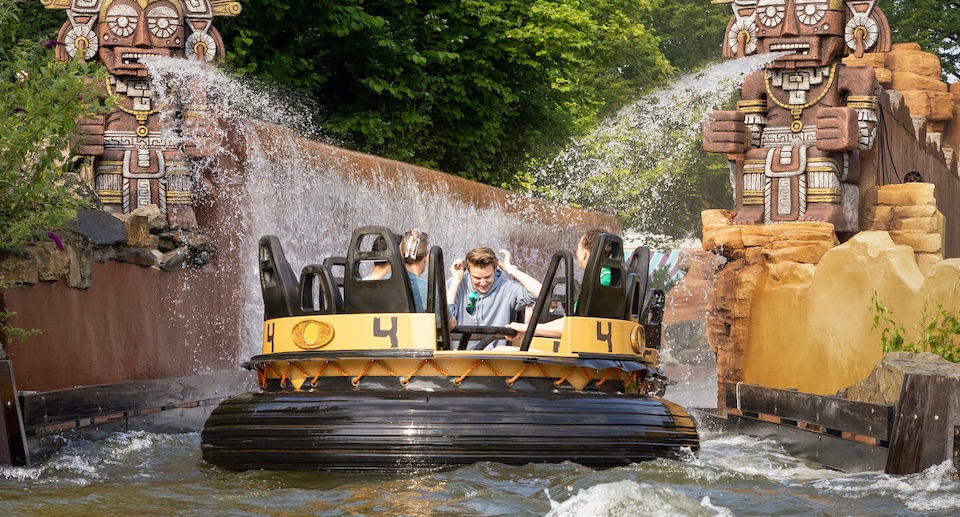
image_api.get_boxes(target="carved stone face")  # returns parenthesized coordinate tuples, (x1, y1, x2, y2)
(97, 0, 186, 77)
(753, 0, 845, 68)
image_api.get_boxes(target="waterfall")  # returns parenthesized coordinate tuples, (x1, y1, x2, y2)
(143, 58, 611, 359)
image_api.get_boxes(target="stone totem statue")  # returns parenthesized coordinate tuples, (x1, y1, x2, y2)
(47, 0, 241, 229)
(703, 0, 890, 232)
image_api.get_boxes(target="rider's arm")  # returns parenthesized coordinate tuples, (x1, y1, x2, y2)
(508, 318, 564, 339)
(446, 260, 465, 328)
(506, 266, 542, 297)
(498, 250, 542, 297)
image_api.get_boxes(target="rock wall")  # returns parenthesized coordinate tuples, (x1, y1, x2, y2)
(702, 183, 960, 405)
(846, 43, 960, 258)
(662, 249, 719, 365)
(862, 182, 944, 274)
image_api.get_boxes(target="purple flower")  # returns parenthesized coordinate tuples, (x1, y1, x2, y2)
(13, 107, 26, 114)
(47, 231, 64, 251)
(77, 94, 83, 101)
(44, 40, 64, 49)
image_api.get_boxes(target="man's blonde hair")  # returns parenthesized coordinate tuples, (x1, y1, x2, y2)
(465, 247, 497, 270)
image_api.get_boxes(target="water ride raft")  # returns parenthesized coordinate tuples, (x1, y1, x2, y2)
(201, 226, 699, 471)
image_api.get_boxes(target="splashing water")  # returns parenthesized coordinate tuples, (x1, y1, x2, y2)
(141, 57, 603, 359)
(535, 53, 785, 238)
(144, 58, 320, 138)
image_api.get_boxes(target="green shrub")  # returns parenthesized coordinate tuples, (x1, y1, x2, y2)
(870, 291, 960, 362)
(1, 0, 110, 252)
(649, 265, 679, 293)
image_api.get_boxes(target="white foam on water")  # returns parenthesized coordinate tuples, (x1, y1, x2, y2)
(700, 434, 848, 480)
(545, 479, 728, 516)
(810, 459, 960, 512)
(0, 465, 44, 481)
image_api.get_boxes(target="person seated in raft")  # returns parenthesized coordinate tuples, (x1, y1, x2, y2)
(400, 229, 429, 312)
(446, 246, 543, 349)
(363, 233, 401, 280)
(508, 228, 613, 340)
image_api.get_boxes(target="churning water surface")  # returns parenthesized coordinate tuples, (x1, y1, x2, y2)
(2, 418, 958, 516)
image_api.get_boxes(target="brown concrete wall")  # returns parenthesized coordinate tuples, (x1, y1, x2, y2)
(3, 261, 244, 392)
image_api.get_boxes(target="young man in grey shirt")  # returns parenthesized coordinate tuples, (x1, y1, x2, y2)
(446, 247, 542, 349)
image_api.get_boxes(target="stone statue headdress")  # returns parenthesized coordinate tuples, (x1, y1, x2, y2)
(713, 0, 890, 60)
(44, 0, 241, 64)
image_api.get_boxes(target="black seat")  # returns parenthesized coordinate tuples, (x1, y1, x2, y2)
(575, 233, 626, 319)
(343, 226, 417, 314)
(624, 246, 650, 322)
(258, 235, 304, 320)
(519, 250, 576, 351)
(298, 264, 341, 315)
(322, 256, 347, 313)
(538, 276, 567, 324)
(425, 245, 452, 350)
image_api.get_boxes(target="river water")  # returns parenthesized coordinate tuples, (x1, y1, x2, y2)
(3, 373, 958, 517)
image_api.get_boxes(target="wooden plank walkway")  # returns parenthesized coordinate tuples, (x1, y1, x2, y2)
(717, 381, 895, 472)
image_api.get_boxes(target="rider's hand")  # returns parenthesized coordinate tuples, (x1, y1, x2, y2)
(498, 249, 513, 274)
(450, 259, 465, 281)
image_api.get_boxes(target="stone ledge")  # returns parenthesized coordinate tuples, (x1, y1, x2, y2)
(0, 206, 215, 290)
(840, 352, 960, 404)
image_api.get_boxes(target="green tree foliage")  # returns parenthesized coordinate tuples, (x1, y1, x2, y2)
(1, 0, 109, 251)
(217, 0, 673, 186)
(2, 0, 63, 44)
(649, 0, 728, 73)
(877, 0, 960, 81)
(533, 76, 737, 243)
(648, 265, 678, 292)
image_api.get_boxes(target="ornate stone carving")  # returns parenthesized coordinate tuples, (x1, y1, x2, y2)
(49, 0, 240, 229)
(704, 0, 891, 232)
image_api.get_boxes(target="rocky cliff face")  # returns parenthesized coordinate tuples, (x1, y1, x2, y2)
(700, 183, 957, 407)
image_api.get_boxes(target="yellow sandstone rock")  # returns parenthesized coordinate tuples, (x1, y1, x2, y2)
(875, 183, 936, 206)
(740, 232, 933, 394)
(890, 216, 939, 233)
(891, 71, 948, 93)
(885, 43, 942, 77)
(915, 252, 943, 276)
(892, 204, 937, 218)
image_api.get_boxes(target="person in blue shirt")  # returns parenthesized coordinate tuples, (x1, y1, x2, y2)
(446, 246, 542, 348)
(400, 229, 430, 312)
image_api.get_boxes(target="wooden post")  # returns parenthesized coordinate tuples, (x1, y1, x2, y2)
(886, 373, 960, 474)
(0, 360, 28, 466)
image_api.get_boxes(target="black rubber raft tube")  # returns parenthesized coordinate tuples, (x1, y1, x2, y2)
(201, 384, 699, 472)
